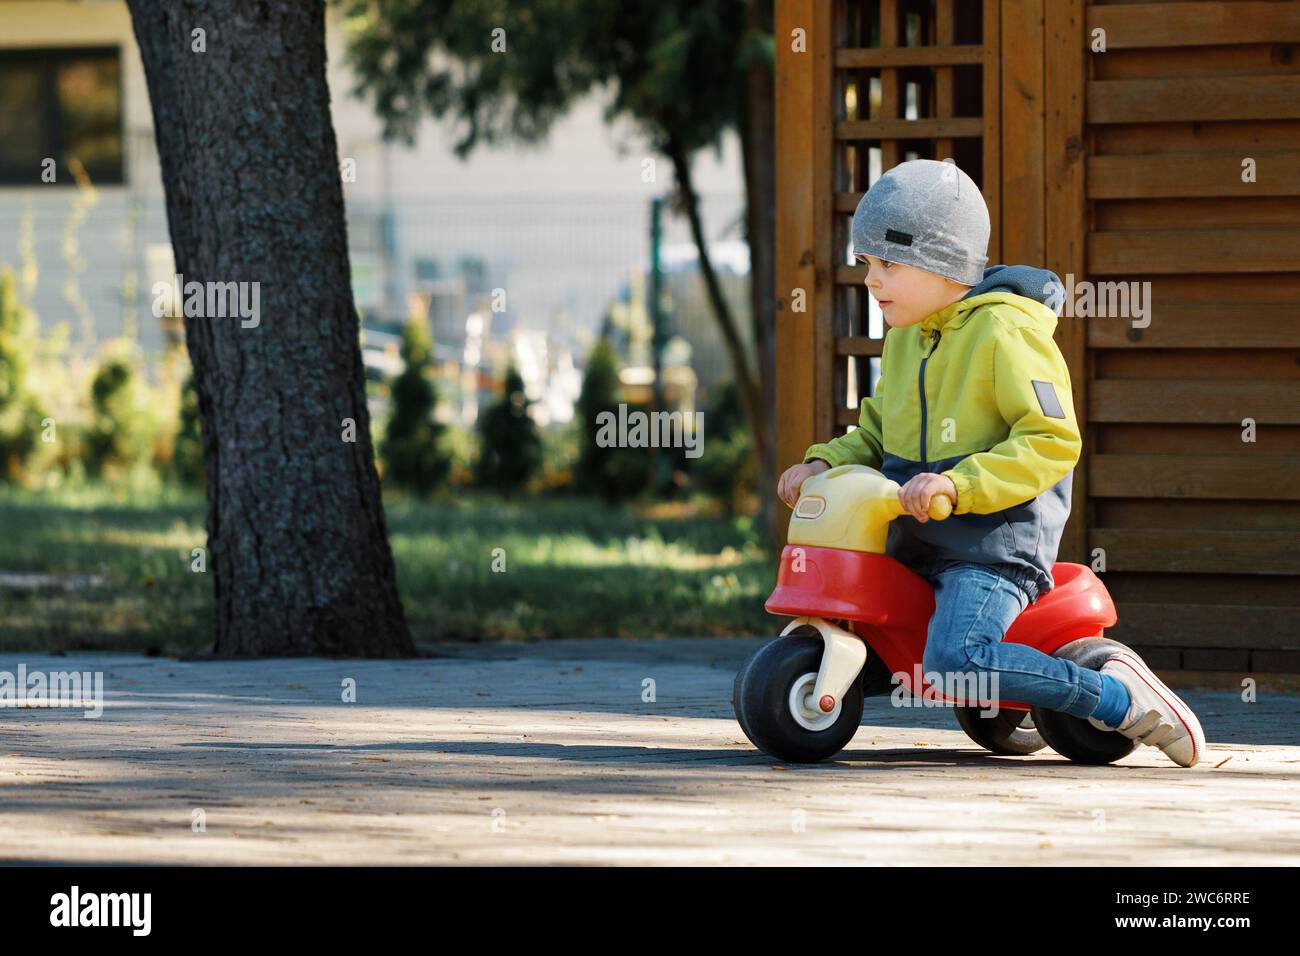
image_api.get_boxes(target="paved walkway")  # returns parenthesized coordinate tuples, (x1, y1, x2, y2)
(1, 639, 1297, 865)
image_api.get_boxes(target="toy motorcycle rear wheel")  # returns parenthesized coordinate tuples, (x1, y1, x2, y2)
(732, 633, 864, 763)
(954, 705, 1046, 755)
(1031, 636, 1140, 765)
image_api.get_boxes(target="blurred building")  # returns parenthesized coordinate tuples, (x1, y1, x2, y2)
(0, 0, 747, 429)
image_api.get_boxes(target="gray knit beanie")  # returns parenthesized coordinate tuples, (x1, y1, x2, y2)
(851, 159, 990, 286)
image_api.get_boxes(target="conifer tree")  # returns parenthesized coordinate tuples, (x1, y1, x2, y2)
(475, 363, 542, 493)
(85, 348, 153, 478)
(381, 316, 451, 495)
(575, 337, 651, 503)
(0, 268, 44, 481)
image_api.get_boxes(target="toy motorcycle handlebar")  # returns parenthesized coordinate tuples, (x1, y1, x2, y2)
(788, 464, 953, 552)
(893, 489, 953, 521)
(797, 464, 953, 521)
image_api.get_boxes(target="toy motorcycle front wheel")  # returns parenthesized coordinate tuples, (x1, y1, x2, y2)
(733, 634, 864, 763)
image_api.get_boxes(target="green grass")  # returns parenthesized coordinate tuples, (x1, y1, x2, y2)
(0, 484, 780, 654)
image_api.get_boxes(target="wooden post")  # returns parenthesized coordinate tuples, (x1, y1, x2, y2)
(982, 0, 1002, 260)
(775, 0, 833, 540)
(1045, 0, 1089, 564)
(999, 0, 1046, 266)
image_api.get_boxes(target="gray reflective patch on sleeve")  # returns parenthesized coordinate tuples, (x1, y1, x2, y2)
(1031, 380, 1067, 418)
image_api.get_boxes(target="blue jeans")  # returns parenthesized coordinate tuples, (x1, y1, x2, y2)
(921, 561, 1102, 719)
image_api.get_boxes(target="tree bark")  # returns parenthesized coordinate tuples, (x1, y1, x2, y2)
(739, 0, 778, 548)
(127, 0, 414, 656)
(664, 136, 773, 515)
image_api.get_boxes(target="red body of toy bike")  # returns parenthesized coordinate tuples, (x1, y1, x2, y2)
(765, 546, 1116, 711)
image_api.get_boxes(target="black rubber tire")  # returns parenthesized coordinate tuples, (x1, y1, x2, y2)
(732, 634, 864, 763)
(954, 705, 1046, 755)
(1031, 636, 1140, 765)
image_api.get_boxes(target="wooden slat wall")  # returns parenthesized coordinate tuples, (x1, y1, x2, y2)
(1083, 0, 1300, 671)
(776, 0, 1300, 672)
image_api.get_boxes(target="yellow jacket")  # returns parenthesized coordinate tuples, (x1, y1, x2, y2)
(803, 268, 1081, 601)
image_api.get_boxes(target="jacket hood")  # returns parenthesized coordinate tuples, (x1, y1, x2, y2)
(918, 264, 1062, 335)
(962, 264, 1062, 305)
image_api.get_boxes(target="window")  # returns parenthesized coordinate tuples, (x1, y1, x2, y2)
(0, 47, 124, 185)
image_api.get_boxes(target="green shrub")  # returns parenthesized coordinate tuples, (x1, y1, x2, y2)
(170, 371, 205, 487)
(381, 317, 452, 495)
(0, 268, 47, 481)
(575, 337, 652, 503)
(474, 363, 542, 493)
(84, 343, 157, 480)
(538, 419, 579, 494)
(691, 380, 757, 514)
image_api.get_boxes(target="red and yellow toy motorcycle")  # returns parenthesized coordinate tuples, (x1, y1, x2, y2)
(733, 464, 1139, 764)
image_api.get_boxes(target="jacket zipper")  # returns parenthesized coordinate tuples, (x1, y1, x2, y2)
(918, 328, 941, 470)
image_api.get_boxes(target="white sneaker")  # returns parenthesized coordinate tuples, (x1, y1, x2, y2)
(1086, 652, 1206, 767)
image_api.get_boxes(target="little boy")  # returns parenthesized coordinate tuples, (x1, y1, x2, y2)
(777, 159, 1205, 767)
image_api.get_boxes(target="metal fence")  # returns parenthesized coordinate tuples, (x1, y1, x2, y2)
(0, 187, 752, 402)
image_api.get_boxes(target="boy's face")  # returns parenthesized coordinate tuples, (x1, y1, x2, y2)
(856, 254, 972, 329)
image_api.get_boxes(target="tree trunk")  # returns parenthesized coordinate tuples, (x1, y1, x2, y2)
(739, 0, 779, 549)
(127, 0, 414, 657)
(664, 136, 773, 513)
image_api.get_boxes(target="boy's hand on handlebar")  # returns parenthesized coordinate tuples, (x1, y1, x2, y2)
(899, 473, 957, 522)
(778, 459, 830, 508)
